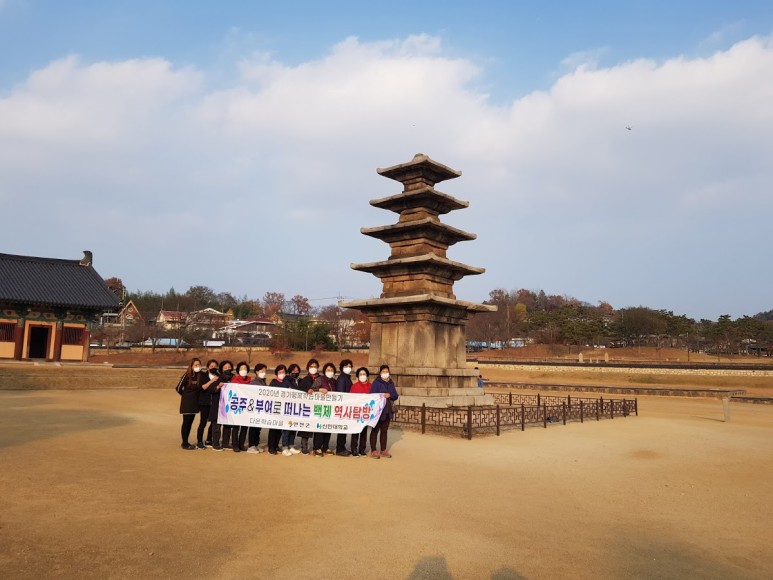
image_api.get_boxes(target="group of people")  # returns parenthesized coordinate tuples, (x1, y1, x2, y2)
(176, 357, 399, 459)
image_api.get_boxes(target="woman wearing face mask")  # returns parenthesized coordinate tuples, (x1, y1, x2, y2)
(369, 364, 399, 459)
(195, 359, 219, 448)
(297, 359, 320, 455)
(268, 364, 293, 456)
(349, 366, 371, 457)
(334, 359, 354, 456)
(280, 363, 303, 454)
(176, 358, 207, 450)
(211, 360, 233, 451)
(228, 361, 252, 453)
(246, 363, 268, 454)
(311, 362, 338, 457)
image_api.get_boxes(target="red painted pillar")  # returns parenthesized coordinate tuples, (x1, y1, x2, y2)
(52, 322, 63, 362)
(82, 327, 90, 362)
(13, 321, 24, 360)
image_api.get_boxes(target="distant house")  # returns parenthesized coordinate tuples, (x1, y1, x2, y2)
(188, 307, 231, 331)
(116, 300, 143, 326)
(0, 251, 120, 361)
(216, 317, 276, 343)
(157, 310, 187, 330)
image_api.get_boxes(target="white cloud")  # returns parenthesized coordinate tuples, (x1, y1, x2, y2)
(1, 35, 772, 318)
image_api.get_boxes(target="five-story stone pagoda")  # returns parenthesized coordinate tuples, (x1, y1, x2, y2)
(340, 154, 496, 408)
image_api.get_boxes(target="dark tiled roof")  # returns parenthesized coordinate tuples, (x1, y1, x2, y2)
(0, 253, 120, 311)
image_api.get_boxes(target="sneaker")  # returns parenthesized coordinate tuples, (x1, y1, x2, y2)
(289, 447, 301, 455)
(212, 445, 223, 452)
(351, 451, 359, 457)
(181, 443, 196, 450)
(246, 446, 259, 454)
(370, 451, 380, 459)
(337, 449, 351, 457)
(381, 450, 392, 458)
(205, 440, 213, 446)
(233, 446, 241, 453)
(301, 448, 310, 455)
(269, 449, 278, 455)
(282, 449, 292, 456)
(313, 450, 323, 457)
(196, 442, 206, 449)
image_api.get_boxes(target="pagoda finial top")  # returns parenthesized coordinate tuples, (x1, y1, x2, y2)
(377, 153, 461, 190)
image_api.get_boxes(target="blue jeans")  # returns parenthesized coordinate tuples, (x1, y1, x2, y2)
(282, 430, 296, 448)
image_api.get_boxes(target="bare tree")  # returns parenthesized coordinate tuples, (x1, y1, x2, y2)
(262, 292, 286, 318)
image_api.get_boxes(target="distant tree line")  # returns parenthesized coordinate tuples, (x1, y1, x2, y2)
(467, 287, 773, 356)
(99, 278, 369, 352)
(102, 278, 773, 355)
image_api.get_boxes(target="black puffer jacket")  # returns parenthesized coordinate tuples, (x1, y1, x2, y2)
(177, 371, 207, 414)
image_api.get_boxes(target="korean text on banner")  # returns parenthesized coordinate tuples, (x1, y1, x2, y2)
(217, 383, 387, 433)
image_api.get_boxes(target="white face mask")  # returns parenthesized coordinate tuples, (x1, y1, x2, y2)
(258, 371, 266, 379)
(239, 369, 248, 377)
(325, 370, 335, 379)
(308, 367, 318, 375)
(342, 366, 352, 374)
(192, 366, 201, 373)
(380, 373, 390, 381)
(358, 375, 368, 383)
(277, 373, 286, 381)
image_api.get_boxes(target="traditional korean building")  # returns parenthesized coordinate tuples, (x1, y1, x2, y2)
(0, 251, 120, 361)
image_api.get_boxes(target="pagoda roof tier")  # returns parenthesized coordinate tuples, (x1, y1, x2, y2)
(377, 153, 461, 187)
(370, 185, 469, 216)
(361, 218, 476, 246)
(351, 253, 485, 280)
(339, 294, 496, 314)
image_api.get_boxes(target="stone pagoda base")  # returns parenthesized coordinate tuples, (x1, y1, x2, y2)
(384, 366, 494, 408)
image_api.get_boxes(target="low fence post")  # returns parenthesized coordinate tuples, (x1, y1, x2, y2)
(496, 404, 500, 436)
(596, 398, 600, 421)
(421, 403, 426, 434)
(543, 403, 547, 428)
(520, 403, 525, 431)
(568, 395, 572, 409)
(635, 398, 638, 416)
(537, 393, 541, 407)
(610, 399, 614, 420)
(467, 406, 473, 440)
(508, 392, 513, 406)
(562, 402, 566, 425)
(580, 400, 584, 423)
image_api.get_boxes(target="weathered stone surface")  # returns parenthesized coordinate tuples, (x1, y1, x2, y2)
(340, 154, 496, 408)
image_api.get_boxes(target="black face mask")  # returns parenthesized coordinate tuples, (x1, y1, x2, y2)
(290, 372, 300, 379)
(222, 369, 233, 377)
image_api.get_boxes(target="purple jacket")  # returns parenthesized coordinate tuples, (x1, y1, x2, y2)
(370, 376, 399, 421)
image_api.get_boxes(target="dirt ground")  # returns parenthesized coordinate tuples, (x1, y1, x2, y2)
(0, 388, 771, 579)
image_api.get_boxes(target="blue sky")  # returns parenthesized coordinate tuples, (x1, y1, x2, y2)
(1, 1, 773, 320)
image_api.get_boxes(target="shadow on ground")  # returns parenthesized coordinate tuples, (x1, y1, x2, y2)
(0, 405, 133, 449)
(408, 556, 525, 580)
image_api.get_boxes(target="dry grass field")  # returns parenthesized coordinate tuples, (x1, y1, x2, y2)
(0, 381, 771, 578)
(84, 347, 773, 396)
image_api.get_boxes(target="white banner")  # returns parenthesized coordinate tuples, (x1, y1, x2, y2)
(217, 383, 387, 433)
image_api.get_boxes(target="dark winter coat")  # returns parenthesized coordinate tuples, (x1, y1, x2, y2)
(177, 371, 207, 415)
(369, 376, 399, 421)
(311, 375, 337, 393)
(336, 372, 353, 393)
